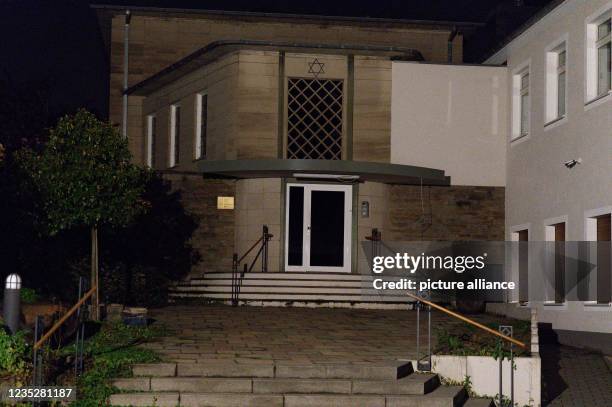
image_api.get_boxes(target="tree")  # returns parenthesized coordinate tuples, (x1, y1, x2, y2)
(18, 110, 147, 318)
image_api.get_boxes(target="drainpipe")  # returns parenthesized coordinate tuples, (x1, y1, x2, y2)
(122, 10, 131, 138)
(447, 26, 458, 63)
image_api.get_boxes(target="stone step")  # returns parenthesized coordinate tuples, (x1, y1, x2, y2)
(171, 284, 407, 296)
(351, 373, 440, 395)
(275, 361, 413, 380)
(132, 363, 177, 377)
(180, 392, 284, 407)
(386, 386, 468, 407)
(189, 272, 369, 281)
(170, 292, 411, 303)
(108, 392, 179, 407)
(113, 374, 439, 396)
(252, 378, 351, 394)
(177, 362, 275, 378)
(463, 398, 495, 407)
(283, 394, 386, 407)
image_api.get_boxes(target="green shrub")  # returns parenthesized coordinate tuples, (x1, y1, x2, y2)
(69, 322, 164, 407)
(0, 330, 30, 380)
(20, 287, 39, 304)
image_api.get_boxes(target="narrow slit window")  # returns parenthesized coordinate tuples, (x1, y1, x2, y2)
(519, 72, 530, 136)
(146, 115, 156, 168)
(557, 50, 567, 118)
(195, 93, 208, 160)
(169, 104, 181, 167)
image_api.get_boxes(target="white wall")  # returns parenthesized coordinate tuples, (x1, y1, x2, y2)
(391, 63, 508, 187)
(487, 0, 612, 334)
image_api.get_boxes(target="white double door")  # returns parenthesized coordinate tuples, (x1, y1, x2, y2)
(285, 183, 352, 273)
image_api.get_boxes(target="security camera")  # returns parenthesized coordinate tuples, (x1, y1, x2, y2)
(564, 158, 582, 169)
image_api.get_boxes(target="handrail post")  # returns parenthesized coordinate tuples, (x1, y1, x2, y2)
(232, 253, 238, 307)
(262, 225, 269, 273)
(499, 325, 514, 407)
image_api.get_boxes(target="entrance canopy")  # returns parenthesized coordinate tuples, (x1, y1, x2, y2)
(197, 159, 450, 186)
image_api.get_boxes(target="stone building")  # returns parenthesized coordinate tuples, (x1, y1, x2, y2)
(93, 5, 507, 305)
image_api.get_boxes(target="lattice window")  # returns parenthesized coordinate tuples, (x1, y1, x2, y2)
(287, 78, 343, 160)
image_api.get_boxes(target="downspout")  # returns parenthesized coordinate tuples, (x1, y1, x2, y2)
(122, 10, 131, 138)
(447, 26, 458, 63)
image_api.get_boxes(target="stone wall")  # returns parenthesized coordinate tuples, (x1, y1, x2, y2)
(385, 185, 505, 241)
(105, 12, 463, 163)
(164, 174, 236, 276)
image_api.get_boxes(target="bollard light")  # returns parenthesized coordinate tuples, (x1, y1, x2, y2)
(3, 273, 22, 334)
(5, 274, 22, 290)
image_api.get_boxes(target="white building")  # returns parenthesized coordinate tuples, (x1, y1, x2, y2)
(485, 0, 612, 352)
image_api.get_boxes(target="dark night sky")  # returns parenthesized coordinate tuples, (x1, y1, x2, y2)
(0, 0, 553, 121)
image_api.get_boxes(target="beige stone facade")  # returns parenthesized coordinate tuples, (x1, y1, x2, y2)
(102, 10, 465, 163)
(99, 8, 504, 277)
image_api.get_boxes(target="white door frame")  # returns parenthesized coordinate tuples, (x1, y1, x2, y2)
(285, 183, 352, 273)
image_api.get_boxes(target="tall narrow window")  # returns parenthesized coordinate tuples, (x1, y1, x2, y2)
(519, 71, 530, 137)
(597, 19, 611, 96)
(596, 214, 611, 304)
(546, 222, 566, 304)
(546, 43, 567, 123)
(195, 93, 208, 160)
(169, 104, 181, 167)
(515, 229, 529, 303)
(146, 115, 156, 168)
(557, 50, 567, 117)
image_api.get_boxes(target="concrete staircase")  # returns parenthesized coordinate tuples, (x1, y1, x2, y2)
(109, 360, 493, 407)
(169, 272, 413, 309)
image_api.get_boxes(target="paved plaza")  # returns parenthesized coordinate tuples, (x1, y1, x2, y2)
(542, 345, 612, 407)
(146, 305, 505, 364)
(143, 305, 612, 406)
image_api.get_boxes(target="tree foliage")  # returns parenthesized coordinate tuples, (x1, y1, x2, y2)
(17, 110, 147, 234)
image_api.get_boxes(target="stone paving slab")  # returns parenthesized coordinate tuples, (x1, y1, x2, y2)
(147, 304, 493, 365)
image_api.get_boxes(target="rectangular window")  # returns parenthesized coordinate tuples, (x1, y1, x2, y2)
(546, 222, 566, 304)
(515, 229, 529, 303)
(597, 19, 611, 96)
(195, 93, 208, 160)
(169, 104, 181, 167)
(557, 50, 567, 117)
(596, 214, 611, 304)
(519, 72, 530, 137)
(146, 115, 156, 168)
(586, 12, 611, 102)
(545, 43, 567, 124)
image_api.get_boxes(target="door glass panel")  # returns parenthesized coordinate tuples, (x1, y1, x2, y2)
(287, 186, 304, 266)
(310, 190, 345, 267)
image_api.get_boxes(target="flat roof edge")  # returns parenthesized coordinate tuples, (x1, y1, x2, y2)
(194, 159, 450, 186)
(90, 4, 484, 28)
(127, 40, 424, 96)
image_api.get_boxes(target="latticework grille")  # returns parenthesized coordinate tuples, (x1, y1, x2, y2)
(287, 78, 343, 160)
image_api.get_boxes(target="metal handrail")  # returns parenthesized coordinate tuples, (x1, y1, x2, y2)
(34, 286, 96, 350)
(231, 225, 273, 306)
(366, 228, 527, 349)
(408, 292, 526, 348)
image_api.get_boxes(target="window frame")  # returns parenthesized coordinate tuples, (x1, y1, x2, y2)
(146, 114, 156, 168)
(511, 61, 531, 142)
(194, 91, 208, 160)
(545, 37, 568, 127)
(169, 103, 181, 168)
(585, 7, 612, 106)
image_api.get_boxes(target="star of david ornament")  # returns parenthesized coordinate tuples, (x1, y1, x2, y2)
(308, 58, 325, 78)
